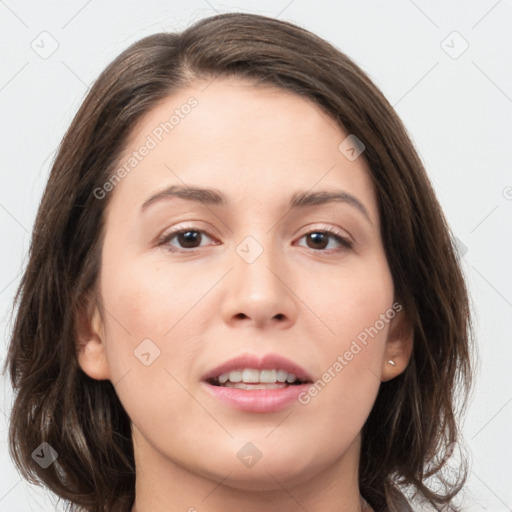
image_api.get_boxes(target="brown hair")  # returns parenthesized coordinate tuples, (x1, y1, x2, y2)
(3, 12, 473, 512)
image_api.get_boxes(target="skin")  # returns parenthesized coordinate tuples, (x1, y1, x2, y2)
(77, 78, 413, 512)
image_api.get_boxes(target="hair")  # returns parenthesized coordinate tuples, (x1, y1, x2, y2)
(3, 12, 473, 512)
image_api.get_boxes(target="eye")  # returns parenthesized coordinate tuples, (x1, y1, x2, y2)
(157, 227, 217, 251)
(156, 225, 352, 253)
(295, 228, 353, 252)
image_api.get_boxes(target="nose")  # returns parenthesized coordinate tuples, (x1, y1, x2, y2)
(220, 237, 298, 329)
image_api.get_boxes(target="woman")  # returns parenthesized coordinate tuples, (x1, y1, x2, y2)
(4, 12, 473, 512)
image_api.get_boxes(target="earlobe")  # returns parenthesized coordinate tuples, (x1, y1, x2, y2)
(75, 296, 111, 381)
(381, 307, 413, 382)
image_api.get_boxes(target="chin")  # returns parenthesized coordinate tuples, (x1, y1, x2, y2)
(210, 465, 312, 492)
(194, 447, 321, 491)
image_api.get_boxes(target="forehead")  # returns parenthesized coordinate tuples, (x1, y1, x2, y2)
(106, 77, 378, 223)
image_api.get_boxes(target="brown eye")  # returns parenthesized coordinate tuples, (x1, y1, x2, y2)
(306, 232, 329, 250)
(297, 230, 352, 252)
(158, 228, 216, 251)
(175, 230, 202, 248)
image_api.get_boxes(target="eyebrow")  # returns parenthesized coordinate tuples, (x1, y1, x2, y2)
(140, 185, 372, 224)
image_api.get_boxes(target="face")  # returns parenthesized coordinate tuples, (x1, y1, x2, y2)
(78, 77, 412, 492)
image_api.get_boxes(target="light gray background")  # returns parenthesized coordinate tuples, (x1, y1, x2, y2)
(1, 1, 511, 511)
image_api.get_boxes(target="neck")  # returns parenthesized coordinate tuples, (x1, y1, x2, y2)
(130, 428, 371, 512)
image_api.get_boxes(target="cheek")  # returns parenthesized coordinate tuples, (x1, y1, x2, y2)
(98, 252, 215, 382)
(96, 263, 203, 433)
(299, 249, 394, 345)
(296, 254, 393, 414)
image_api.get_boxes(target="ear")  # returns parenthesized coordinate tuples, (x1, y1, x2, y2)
(381, 306, 413, 382)
(75, 295, 111, 381)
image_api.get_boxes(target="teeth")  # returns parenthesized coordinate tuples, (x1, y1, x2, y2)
(260, 369, 277, 383)
(224, 382, 287, 390)
(276, 369, 288, 382)
(242, 369, 260, 383)
(218, 374, 229, 384)
(216, 368, 301, 385)
(218, 370, 241, 384)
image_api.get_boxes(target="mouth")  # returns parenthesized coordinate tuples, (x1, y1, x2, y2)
(201, 353, 314, 412)
(202, 353, 313, 387)
(206, 368, 311, 389)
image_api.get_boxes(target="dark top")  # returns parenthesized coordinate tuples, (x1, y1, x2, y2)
(364, 492, 415, 512)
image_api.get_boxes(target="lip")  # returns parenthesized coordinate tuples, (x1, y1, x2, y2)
(201, 353, 314, 413)
(202, 382, 312, 413)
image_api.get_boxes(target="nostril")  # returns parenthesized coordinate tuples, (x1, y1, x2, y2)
(274, 313, 285, 320)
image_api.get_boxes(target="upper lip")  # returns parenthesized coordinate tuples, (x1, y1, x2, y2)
(202, 353, 313, 383)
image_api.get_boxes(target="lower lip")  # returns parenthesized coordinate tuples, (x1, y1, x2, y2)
(202, 381, 311, 413)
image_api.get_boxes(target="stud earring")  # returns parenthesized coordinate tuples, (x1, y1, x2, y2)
(387, 360, 396, 366)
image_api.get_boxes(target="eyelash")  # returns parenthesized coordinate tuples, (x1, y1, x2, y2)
(156, 225, 353, 254)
